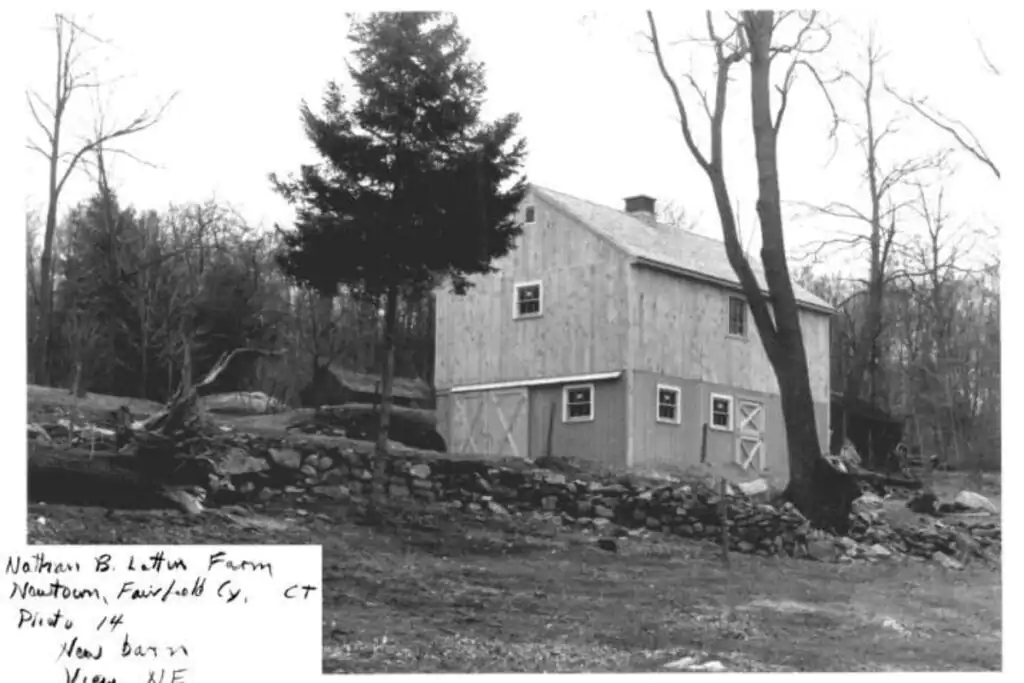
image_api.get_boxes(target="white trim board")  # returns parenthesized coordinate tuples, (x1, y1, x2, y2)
(447, 371, 623, 394)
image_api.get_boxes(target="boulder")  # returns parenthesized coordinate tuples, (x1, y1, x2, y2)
(953, 490, 997, 514)
(268, 447, 302, 470)
(217, 448, 270, 475)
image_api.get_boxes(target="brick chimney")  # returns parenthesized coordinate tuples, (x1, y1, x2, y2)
(624, 194, 657, 226)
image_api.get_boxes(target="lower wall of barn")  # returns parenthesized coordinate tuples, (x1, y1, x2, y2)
(435, 377, 627, 468)
(527, 378, 627, 469)
(629, 371, 829, 485)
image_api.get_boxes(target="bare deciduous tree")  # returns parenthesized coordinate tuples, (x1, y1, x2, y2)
(26, 13, 175, 385)
(647, 10, 861, 531)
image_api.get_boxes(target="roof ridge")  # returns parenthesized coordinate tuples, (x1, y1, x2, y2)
(528, 184, 831, 312)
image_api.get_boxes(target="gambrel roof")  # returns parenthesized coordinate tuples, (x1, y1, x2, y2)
(533, 185, 833, 314)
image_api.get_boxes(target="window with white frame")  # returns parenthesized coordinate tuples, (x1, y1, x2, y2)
(710, 393, 734, 431)
(524, 205, 536, 223)
(728, 296, 747, 338)
(563, 384, 594, 422)
(656, 384, 682, 424)
(514, 281, 542, 319)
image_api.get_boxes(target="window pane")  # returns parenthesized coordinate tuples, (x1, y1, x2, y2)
(658, 404, 676, 420)
(658, 389, 677, 406)
(568, 388, 590, 403)
(568, 403, 591, 418)
(712, 412, 729, 427)
(712, 398, 729, 414)
(525, 206, 536, 222)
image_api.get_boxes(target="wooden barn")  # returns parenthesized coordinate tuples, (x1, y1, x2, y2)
(434, 185, 834, 482)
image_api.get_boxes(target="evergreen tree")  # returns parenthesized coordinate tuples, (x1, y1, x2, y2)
(270, 12, 527, 489)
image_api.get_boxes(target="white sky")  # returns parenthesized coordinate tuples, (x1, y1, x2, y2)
(14, 2, 1013, 277)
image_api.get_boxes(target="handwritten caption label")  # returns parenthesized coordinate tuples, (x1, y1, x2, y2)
(2, 546, 322, 683)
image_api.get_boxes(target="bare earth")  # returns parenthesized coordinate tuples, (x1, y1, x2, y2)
(25, 386, 1002, 673)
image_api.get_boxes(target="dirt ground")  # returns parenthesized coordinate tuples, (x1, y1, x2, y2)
(25, 386, 1002, 672)
(27, 495, 1001, 673)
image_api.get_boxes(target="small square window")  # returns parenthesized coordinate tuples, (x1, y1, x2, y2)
(656, 384, 681, 424)
(514, 281, 542, 319)
(525, 205, 536, 223)
(710, 393, 734, 431)
(728, 296, 747, 337)
(563, 384, 594, 422)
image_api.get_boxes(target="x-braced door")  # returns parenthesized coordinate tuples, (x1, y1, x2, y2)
(450, 388, 528, 459)
(735, 399, 766, 472)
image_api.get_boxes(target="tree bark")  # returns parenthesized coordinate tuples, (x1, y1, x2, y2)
(744, 11, 861, 531)
(372, 286, 400, 506)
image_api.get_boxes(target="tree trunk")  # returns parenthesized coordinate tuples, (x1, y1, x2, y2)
(372, 286, 400, 506)
(744, 11, 860, 531)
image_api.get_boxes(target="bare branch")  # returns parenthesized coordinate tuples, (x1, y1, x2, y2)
(974, 35, 1001, 76)
(886, 86, 1001, 180)
(646, 11, 711, 173)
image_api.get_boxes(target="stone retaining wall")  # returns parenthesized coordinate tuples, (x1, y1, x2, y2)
(205, 434, 1000, 564)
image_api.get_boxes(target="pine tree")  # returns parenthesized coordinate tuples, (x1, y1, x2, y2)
(270, 12, 528, 503)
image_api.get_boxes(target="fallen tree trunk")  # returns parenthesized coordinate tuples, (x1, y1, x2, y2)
(27, 443, 211, 511)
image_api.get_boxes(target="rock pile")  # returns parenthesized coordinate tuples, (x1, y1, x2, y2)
(131, 430, 1004, 567)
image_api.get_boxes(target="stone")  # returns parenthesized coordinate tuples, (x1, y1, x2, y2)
(865, 543, 892, 559)
(576, 500, 592, 516)
(238, 481, 256, 495)
(543, 472, 567, 486)
(163, 489, 203, 515)
(737, 478, 770, 497)
(300, 464, 318, 478)
(933, 551, 964, 571)
(853, 492, 885, 513)
(321, 468, 348, 485)
(389, 485, 411, 498)
(594, 505, 614, 519)
(645, 517, 661, 529)
(409, 463, 432, 479)
(257, 488, 276, 502)
(954, 490, 998, 514)
(313, 485, 350, 500)
(318, 456, 334, 471)
(303, 454, 319, 469)
(411, 478, 434, 491)
(218, 448, 271, 475)
(466, 502, 482, 514)
(487, 501, 509, 516)
(542, 496, 559, 511)
(268, 448, 302, 470)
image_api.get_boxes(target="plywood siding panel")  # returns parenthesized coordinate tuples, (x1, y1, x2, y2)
(630, 371, 830, 485)
(435, 193, 631, 389)
(631, 267, 831, 402)
(527, 379, 627, 468)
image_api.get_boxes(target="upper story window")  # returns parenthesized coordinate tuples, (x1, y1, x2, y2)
(524, 205, 536, 223)
(514, 280, 542, 319)
(728, 296, 747, 338)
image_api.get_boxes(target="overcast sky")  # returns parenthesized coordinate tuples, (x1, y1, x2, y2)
(15, 3, 1012, 276)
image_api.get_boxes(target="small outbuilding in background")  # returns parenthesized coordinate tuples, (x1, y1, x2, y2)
(300, 363, 433, 410)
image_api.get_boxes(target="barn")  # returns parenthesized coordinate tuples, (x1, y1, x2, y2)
(434, 185, 834, 483)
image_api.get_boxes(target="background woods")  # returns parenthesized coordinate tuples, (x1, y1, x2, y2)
(25, 192, 438, 405)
